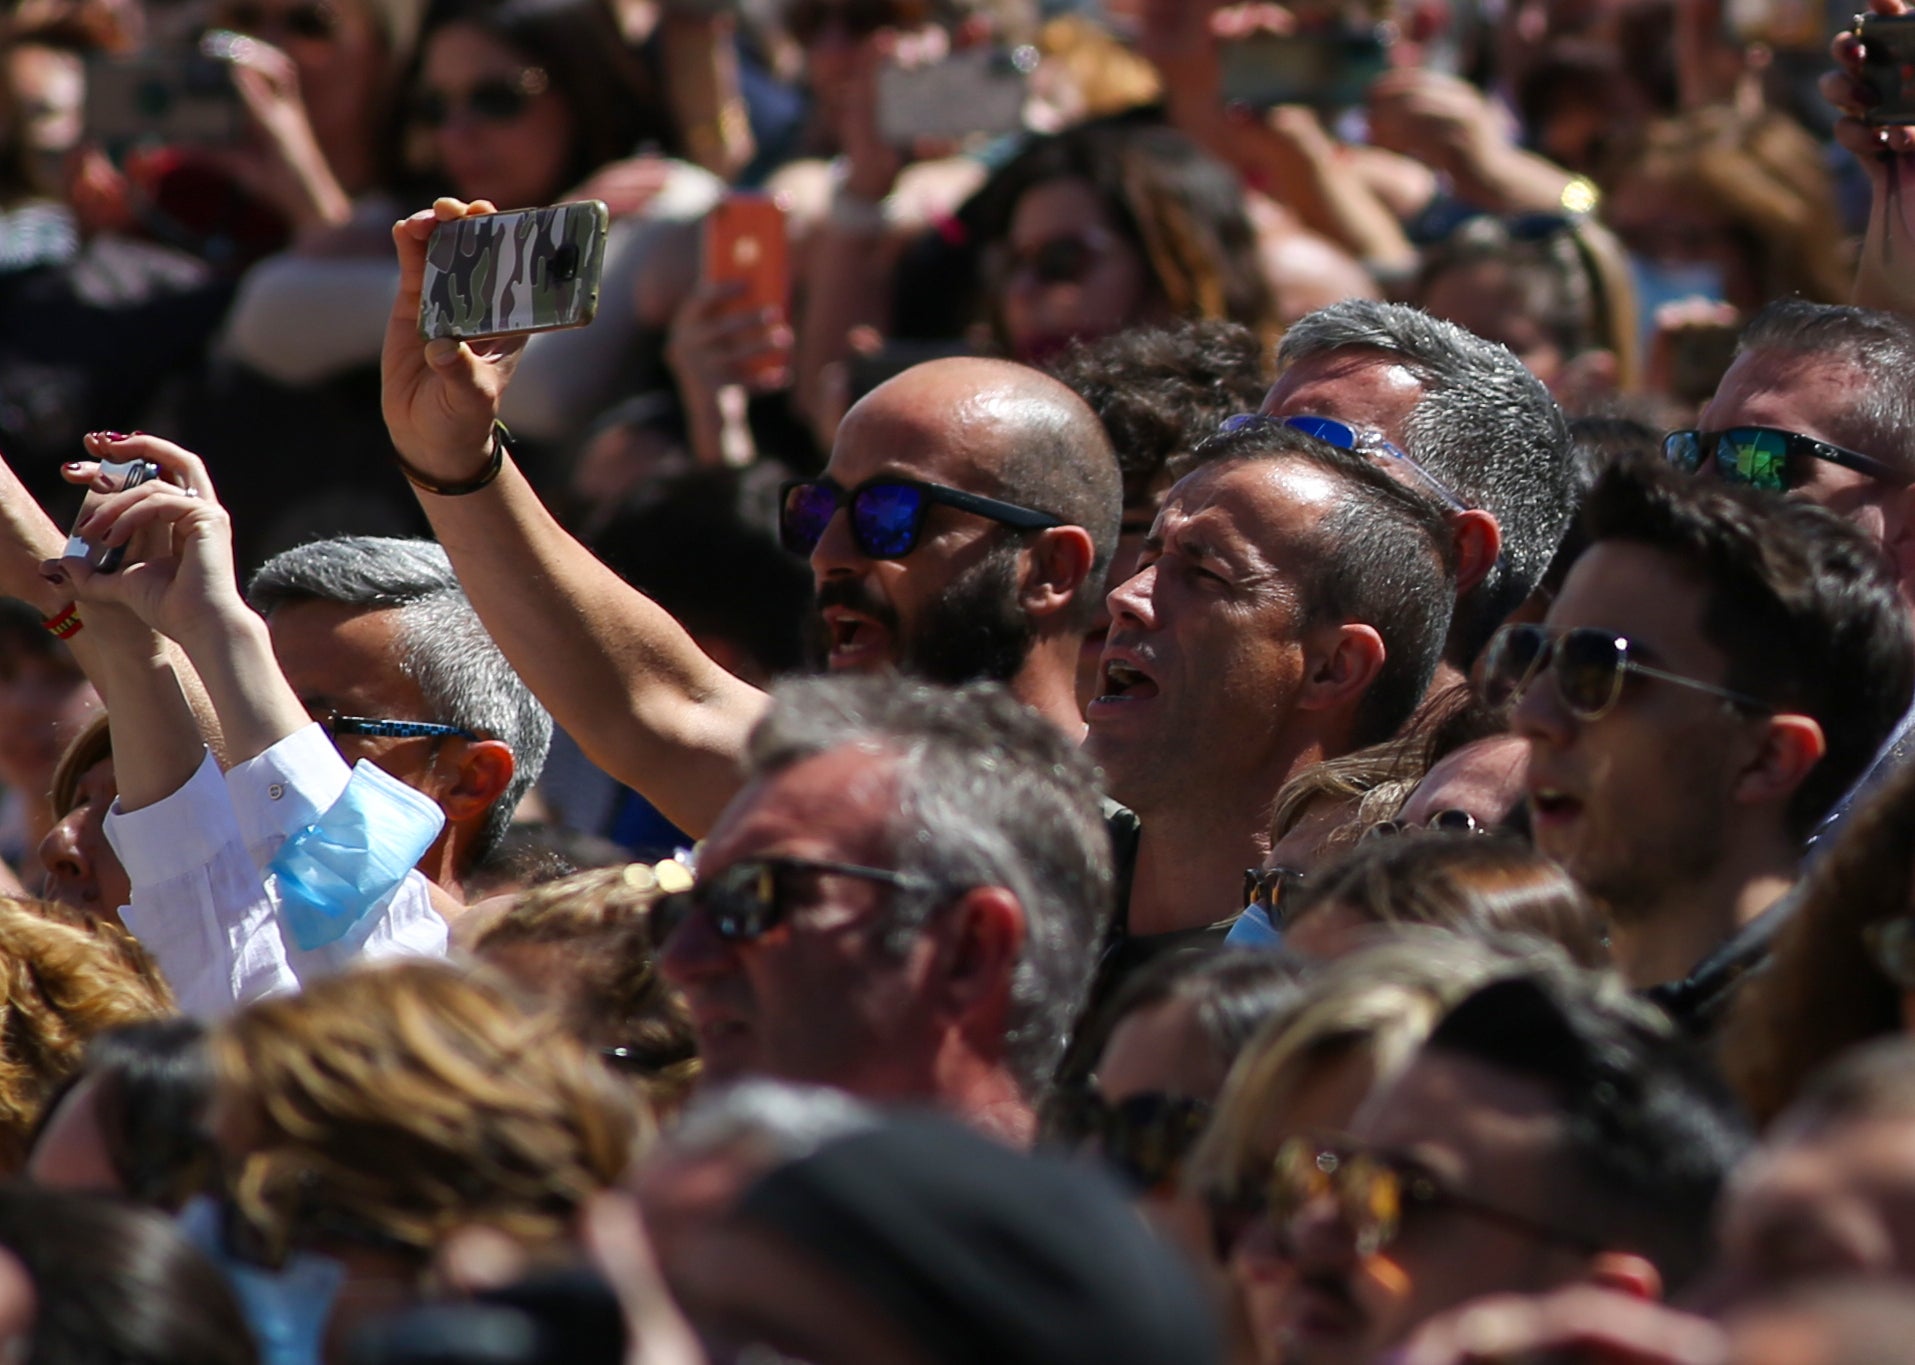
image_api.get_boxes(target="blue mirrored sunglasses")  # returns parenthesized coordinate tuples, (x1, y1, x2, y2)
(1219, 414, 1470, 511)
(779, 476, 1065, 559)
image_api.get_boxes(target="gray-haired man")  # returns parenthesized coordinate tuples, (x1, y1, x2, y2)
(248, 535, 552, 898)
(652, 674, 1112, 1146)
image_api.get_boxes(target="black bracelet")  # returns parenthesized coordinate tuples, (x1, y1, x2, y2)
(395, 420, 511, 496)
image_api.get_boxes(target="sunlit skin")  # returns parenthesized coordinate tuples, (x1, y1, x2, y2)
(1511, 541, 1800, 987)
(38, 758, 129, 923)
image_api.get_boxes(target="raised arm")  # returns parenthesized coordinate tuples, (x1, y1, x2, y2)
(1830, 1, 1915, 316)
(380, 200, 769, 838)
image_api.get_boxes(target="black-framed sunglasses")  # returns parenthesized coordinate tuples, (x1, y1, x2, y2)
(1480, 623, 1770, 723)
(1363, 809, 1483, 839)
(412, 69, 550, 129)
(1220, 413, 1470, 511)
(1664, 426, 1911, 494)
(1242, 865, 1306, 914)
(779, 476, 1065, 560)
(646, 855, 934, 952)
(219, 0, 340, 40)
(986, 227, 1120, 291)
(315, 710, 478, 741)
(1056, 1087, 1213, 1192)
(1209, 1136, 1602, 1261)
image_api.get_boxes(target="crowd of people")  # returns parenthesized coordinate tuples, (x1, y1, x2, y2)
(5, 0, 1915, 1361)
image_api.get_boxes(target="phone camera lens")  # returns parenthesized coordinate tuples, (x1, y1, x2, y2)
(552, 245, 580, 282)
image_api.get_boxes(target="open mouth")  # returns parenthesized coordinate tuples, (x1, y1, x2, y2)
(821, 609, 890, 668)
(1529, 786, 1583, 826)
(1097, 658, 1160, 704)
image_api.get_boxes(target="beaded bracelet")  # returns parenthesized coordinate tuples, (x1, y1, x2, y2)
(42, 603, 81, 640)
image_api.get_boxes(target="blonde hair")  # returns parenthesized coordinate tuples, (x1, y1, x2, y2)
(1185, 933, 1511, 1197)
(0, 899, 172, 1171)
(213, 960, 644, 1266)
(474, 863, 699, 1112)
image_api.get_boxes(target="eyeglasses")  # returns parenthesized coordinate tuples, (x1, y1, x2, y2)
(1242, 865, 1306, 913)
(1664, 427, 1911, 493)
(1210, 1136, 1602, 1261)
(315, 711, 478, 741)
(219, 0, 340, 41)
(1481, 623, 1769, 723)
(647, 854, 934, 952)
(779, 476, 1065, 559)
(412, 69, 551, 129)
(987, 227, 1120, 292)
(1363, 809, 1484, 839)
(1055, 1087, 1213, 1192)
(786, 0, 932, 45)
(1220, 413, 1470, 512)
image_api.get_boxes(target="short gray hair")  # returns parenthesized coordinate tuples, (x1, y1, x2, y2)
(1736, 298, 1915, 476)
(745, 676, 1113, 1099)
(1278, 300, 1574, 661)
(247, 536, 552, 858)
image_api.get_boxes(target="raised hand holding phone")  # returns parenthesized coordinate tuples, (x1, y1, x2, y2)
(51, 433, 249, 650)
(382, 199, 527, 487)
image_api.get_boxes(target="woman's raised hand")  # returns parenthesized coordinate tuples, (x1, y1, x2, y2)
(45, 433, 248, 648)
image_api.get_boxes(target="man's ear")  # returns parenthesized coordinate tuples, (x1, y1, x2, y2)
(1295, 623, 1387, 717)
(1021, 526, 1097, 623)
(1731, 713, 1825, 810)
(1583, 1252, 1663, 1303)
(1452, 509, 1503, 597)
(933, 886, 1025, 1017)
(437, 739, 517, 826)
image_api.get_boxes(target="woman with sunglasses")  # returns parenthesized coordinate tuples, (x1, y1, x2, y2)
(955, 117, 1278, 367)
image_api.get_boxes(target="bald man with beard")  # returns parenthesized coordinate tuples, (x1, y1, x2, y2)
(380, 199, 1123, 842)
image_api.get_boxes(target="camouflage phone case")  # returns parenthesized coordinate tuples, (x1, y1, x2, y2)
(417, 200, 609, 341)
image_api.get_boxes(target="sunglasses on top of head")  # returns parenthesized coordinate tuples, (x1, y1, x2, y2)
(1480, 622, 1770, 723)
(779, 476, 1065, 560)
(1664, 426, 1911, 494)
(412, 69, 550, 129)
(1219, 414, 1470, 511)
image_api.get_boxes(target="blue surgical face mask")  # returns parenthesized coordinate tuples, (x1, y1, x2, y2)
(1628, 255, 1729, 351)
(268, 759, 445, 952)
(178, 1196, 346, 1365)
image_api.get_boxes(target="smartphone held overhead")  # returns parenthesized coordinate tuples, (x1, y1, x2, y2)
(1858, 13, 1915, 126)
(1218, 24, 1392, 112)
(84, 40, 244, 153)
(875, 45, 1037, 146)
(417, 201, 610, 342)
(703, 194, 790, 383)
(65, 459, 161, 574)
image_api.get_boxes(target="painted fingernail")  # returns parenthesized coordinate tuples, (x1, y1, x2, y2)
(39, 570, 64, 587)
(61, 462, 84, 472)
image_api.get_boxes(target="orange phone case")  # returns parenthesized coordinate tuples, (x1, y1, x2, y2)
(704, 194, 790, 380)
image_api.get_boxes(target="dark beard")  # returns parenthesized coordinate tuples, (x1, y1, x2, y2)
(802, 540, 1036, 686)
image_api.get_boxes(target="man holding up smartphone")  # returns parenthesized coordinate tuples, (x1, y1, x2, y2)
(382, 198, 1121, 842)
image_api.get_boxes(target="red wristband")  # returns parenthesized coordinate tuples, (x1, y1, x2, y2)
(41, 603, 81, 640)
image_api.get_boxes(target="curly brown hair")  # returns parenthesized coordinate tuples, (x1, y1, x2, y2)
(474, 863, 700, 1113)
(0, 898, 173, 1171)
(212, 960, 645, 1267)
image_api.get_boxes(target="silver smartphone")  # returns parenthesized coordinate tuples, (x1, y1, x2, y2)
(64, 458, 161, 573)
